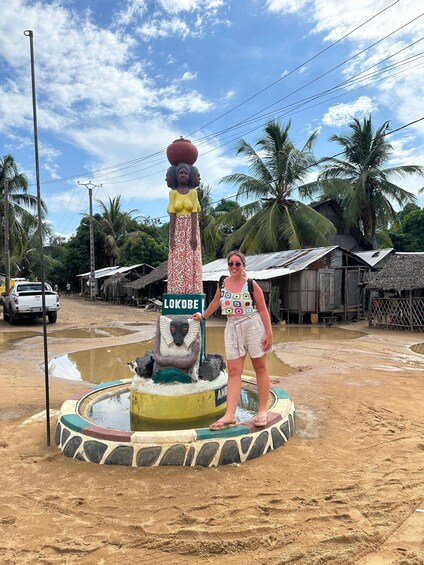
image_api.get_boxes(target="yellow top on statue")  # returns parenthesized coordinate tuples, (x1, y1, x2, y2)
(167, 189, 201, 216)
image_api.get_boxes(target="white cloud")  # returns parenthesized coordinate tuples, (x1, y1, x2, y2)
(266, 0, 308, 15)
(181, 71, 197, 81)
(322, 96, 378, 127)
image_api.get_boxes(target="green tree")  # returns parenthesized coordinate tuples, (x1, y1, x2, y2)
(390, 206, 424, 251)
(60, 214, 107, 287)
(307, 117, 423, 248)
(220, 120, 336, 254)
(0, 154, 46, 270)
(12, 217, 64, 281)
(120, 231, 167, 267)
(96, 195, 140, 266)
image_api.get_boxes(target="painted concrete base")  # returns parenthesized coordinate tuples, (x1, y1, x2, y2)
(55, 379, 296, 467)
(130, 371, 228, 423)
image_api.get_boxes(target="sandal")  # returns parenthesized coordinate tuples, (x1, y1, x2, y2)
(253, 415, 268, 427)
(209, 419, 238, 431)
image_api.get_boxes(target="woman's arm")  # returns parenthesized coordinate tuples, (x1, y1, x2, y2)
(169, 212, 176, 249)
(192, 285, 222, 321)
(190, 212, 198, 250)
(252, 280, 273, 351)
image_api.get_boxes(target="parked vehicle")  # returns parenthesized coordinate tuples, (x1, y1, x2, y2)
(2, 281, 60, 324)
(0, 276, 26, 305)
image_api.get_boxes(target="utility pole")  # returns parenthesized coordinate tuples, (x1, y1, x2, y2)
(24, 29, 51, 447)
(78, 180, 102, 301)
(3, 179, 11, 293)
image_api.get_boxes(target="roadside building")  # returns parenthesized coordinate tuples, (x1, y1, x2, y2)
(203, 246, 370, 323)
(367, 252, 424, 331)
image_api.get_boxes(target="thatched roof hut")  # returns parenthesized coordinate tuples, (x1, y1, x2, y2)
(103, 272, 129, 288)
(123, 262, 168, 302)
(126, 261, 168, 290)
(367, 253, 424, 291)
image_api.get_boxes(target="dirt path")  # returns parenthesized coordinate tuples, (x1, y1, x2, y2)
(1, 296, 423, 564)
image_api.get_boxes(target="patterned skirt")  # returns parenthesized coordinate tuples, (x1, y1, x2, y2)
(168, 214, 203, 294)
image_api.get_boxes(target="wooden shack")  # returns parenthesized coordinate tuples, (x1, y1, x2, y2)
(367, 253, 424, 332)
(123, 261, 168, 306)
(202, 246, 370, 323)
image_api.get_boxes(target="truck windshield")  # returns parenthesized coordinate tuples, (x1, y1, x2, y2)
(18, 284, 44, 292)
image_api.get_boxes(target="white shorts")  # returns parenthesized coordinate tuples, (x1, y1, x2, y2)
(224, 311, 267, 360)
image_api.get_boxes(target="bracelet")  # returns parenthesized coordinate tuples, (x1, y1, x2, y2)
(201, 315, 206, 321)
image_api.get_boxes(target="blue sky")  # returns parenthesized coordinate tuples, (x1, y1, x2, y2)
(1, 0, 423, 238)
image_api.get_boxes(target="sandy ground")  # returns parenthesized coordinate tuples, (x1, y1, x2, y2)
(0, 296, 424, 565)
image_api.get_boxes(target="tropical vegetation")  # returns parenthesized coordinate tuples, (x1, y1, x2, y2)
(2, 115, 424, 287)
(304, 117, 423, 248)
(219, 120, 336, 254)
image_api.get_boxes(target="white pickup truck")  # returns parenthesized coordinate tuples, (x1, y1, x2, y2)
(2, 281, 60, 324)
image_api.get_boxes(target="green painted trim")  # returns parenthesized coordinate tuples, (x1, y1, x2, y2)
(91, 380, 124, 390)
(195, 425, 249, 440)
(271, 388, 291, 399)
(61, 413, 91, 433)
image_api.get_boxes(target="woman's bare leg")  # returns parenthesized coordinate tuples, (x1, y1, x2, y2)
(251, 354, 270, 419)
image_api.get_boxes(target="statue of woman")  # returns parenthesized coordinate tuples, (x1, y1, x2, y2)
(167, 162, 203, 294)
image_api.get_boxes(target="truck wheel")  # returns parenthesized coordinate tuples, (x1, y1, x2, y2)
(9, 310, 19, 325)
(48, 312, 57, 324)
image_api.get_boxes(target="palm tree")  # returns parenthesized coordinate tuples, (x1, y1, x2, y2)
(10, 215, 64, 280)
(219, 120, 336, 254)
(0, 154, 45, 268)
(95, 195, 140, 266)
(306, 117, 423, 248)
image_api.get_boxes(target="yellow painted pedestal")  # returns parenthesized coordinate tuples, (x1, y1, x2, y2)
(130, 372, 227, 424)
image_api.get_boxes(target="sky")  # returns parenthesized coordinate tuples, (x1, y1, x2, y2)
(1, 0, 424, 239)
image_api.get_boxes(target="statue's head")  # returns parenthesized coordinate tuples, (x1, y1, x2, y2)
(189, 166, 201, 188)
(176, 162, 191, 187)
(165, 165, 177, 188)
(170, 319, 190, 346)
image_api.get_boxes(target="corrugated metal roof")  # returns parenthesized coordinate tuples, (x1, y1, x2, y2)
(77, 263, 152, 279)
(354, 248, 394, 267)
(202, 247, 339, 281)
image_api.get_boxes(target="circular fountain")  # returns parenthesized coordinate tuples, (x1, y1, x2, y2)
(55, 378, 295, 467)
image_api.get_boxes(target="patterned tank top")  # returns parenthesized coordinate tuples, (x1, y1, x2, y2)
(220, 280, 255, 316)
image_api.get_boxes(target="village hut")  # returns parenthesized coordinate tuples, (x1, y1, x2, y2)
(102, 273, 130, 304)
(77, 263, 153, 299)
(203, 246, 370, 323)
(367, 253, 424, 331)
(124, 261, 168, 307)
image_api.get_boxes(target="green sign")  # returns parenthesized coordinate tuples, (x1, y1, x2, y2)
(162, 293, 205, 315)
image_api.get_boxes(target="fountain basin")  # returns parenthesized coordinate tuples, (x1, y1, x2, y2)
(55, 378, 296, 467)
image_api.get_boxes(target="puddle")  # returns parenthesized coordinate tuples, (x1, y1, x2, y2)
(272, 325, 364, 342)
(48, 327, 135, 339)
(0, 326, 135, 351)
(86, 385, 258, 432)
(411, 343, 424, 355)
(48, 325, 363, 384)
(0, 330, 42, 352)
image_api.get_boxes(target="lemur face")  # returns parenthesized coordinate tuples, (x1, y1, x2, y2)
(170, 320, 189, 346)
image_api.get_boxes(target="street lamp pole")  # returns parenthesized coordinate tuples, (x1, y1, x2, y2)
(78, 180, 102, 301)
(3, 179, 11, 293)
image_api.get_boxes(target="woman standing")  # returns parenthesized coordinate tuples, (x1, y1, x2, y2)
(192, 250, 273, 429)
(167, 162, 203, 294)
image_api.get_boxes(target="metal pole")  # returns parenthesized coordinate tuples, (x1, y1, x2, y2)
(24, 29, 51, 447)
(4, 179, 11, 293)
(78, 181, 102, 301)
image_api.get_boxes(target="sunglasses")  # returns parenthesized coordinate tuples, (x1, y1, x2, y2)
(228, 261, 242, 267)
